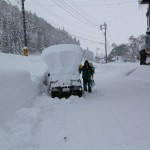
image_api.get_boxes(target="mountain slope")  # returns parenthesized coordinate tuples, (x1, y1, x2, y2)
(0, 0, 79, 54)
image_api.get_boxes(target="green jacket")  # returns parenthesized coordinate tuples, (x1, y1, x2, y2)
(79, 66, 93, 80)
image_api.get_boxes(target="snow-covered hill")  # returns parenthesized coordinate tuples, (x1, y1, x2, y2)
(0, 52, 150, 150)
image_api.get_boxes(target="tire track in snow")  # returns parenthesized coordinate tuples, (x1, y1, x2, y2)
(34, 96, 100, 150)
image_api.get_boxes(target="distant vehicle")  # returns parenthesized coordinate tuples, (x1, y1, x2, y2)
(42, 44, 83, 98)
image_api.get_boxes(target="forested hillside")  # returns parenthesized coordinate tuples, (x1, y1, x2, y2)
(0, 0, 80, 54)
(108, 35, 146, 62)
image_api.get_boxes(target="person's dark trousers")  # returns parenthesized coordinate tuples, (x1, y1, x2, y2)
(140, 53, 145, 65)
(83, 79, 87, 91)
(83, 79, 92, 93)
(140, 50, 147, 65)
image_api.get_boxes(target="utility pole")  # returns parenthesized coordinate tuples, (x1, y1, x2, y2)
(100, 23, 107, 63)
(21, 0, 27, 47)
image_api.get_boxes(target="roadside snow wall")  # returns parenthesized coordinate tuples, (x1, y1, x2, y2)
(0, 53, 47, 127)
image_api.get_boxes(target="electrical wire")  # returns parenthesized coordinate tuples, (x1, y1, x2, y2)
(51, 0, 99, 29)
(5, 0, 20, 12)
(70, 34, 104, 45)
(68, 0, 100, 25)
(59, 0, 99, 28)
(5, 0, 105, 47)
(24, 0, 105, 41)
(47, 22, 104, 45)
(14, 0, 21, 5)
(48, 20, 104, 43)
(46, 1, 137, 7)
(5, 0, 22, 24)
(56, 0, 99, 28)
(41, 24, 104, 46)
(80, 1, 137, 7)
(48, 19, 101, 40)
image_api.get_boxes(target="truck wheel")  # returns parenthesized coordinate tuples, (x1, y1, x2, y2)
(51, 92, 56, 98)
(77, 91, 82, 97)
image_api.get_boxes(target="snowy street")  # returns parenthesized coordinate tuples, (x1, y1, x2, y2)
(33, 63, 150, 150)
(0, 54, 150, 150)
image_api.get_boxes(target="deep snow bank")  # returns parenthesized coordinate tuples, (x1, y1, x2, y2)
(0, 107, 42, 150)
(0, 68, 37, 126)
(0, 53, 47, 127)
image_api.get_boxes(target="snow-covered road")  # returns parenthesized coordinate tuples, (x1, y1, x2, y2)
(32, 63, 150, 150)
(1, 53, 150, 150)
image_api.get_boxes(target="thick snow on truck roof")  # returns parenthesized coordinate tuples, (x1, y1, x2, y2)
(42, 44, 83, 81)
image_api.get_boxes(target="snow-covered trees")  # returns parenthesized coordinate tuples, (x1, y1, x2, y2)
(83, 47, 94, 61)
(0, 1, 79, 54)
(108, 44, 129, 62)
(108, 35, 146, 62)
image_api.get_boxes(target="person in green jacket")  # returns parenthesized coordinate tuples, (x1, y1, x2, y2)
(79, 60, 94, 92)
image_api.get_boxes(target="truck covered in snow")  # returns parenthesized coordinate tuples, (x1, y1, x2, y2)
(42, 44, 83, 98)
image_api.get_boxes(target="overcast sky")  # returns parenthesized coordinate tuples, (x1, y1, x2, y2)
(12, 0, 148, 54)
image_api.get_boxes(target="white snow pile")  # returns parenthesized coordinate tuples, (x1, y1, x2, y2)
(0, 53, 47, 127)
(42, 44, 83, 82)
(0, 107, 42, 150)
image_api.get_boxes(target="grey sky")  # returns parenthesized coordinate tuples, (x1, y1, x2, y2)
(12, 0, 147, 54)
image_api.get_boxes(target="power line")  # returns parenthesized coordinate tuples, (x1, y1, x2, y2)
(14, 0, 21, 5)
(88, 1, 137, 7)
(71, 34, 104, 45)
(5, 0, 104, 47)
(6, 0, 103, 45)
(79, 1, 137, 7)
(68, 0, 100, 25)
(5, 0, 12, 5)
(63, 27, 102, 41)
(78, 40, 104, 46)
(48, 20, 103, 42)
(48, 21, 104, 45)
(5, 0, 23, 30)
(59, 0, 99, 27)
(23, 19, 104, 46)
(51, 0, 99, 29)
(5, 0, 20, 12)
(57, 0, 99, 28)
(46, 1, 137, 7)
(22, 0, 105, 43)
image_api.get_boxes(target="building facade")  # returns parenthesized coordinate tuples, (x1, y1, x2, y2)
(139, 0, 150, 34)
